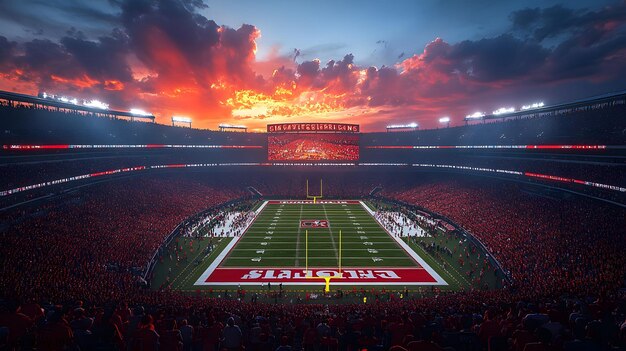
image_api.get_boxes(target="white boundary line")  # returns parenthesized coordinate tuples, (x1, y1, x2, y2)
(195, 200, 447, 286)
(359, 201, 448, 286)
(194, 200, 269, 285)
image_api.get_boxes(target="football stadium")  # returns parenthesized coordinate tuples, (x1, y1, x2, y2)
(1, 1, 626, 350)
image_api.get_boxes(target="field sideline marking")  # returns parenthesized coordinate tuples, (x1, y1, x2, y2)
(194, 200, 269, 285)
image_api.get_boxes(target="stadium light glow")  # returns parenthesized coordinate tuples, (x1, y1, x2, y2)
(521, 102, 545, 110)
(439, 116, 450, 123)
(465, 112, 485, 119)
(386, 122, 418, 129)
(492, 107, 516, 115)
(83, 99, 109, 110)
(218, 123, 247, 129)
(172, 116, 192, 123)
(129, 108, 151, 116)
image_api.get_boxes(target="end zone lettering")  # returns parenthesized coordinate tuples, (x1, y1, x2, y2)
(202, 267, 439, 285)
(300, 220, 329, 228)
(241, 269, 400, 280)
(267, 200, 360, 204)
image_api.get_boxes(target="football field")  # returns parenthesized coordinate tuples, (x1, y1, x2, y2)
(194, 200, 446, 287)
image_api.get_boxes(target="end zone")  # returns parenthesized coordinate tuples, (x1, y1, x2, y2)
(201, 267, 440, 286)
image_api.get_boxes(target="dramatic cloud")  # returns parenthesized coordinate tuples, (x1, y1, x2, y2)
(0, 0, 625, 131)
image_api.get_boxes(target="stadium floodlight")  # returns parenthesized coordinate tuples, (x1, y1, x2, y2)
(492, 107, 515, 115)
(521, 102, 545, 110)
(57, 95, 79, 105)
(439, 116, 450, 128)
(386, 122, 418, 129)
(218, 123, 247, 129)
(83, 99, 109, 110)
(129, 108, 151, 116)
(465, 112, 485, 119)
(172, 116, 192, 123)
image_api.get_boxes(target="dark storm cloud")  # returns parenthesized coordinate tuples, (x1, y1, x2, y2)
(118, 0, 259, 88)
(546, 33, 626, 79)
(450, 35, 549, 82)
(0, 1, 120, 40)
(18, 39, 81, 80)
(509, 3, 626, 81)
(511, 4, 626, 42)
(119, 0, 220, 69)
(0, 36, 17, 67)
(60, 30, 132, 83)
(0, 0, 624, 130)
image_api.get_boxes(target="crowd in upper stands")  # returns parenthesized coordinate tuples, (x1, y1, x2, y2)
(1, 98, 625, 350)
(1, 100, 624, 205)
(0, 173, 624, 350)
(384, 178, 626, 298)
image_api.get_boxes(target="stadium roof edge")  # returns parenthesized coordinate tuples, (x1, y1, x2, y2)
(0, 90, 156, 121)
(464, 89, 626, 122)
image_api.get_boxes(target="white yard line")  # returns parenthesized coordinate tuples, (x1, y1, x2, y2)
(294, 204, 303, 267)
(322, 204, 339, 261)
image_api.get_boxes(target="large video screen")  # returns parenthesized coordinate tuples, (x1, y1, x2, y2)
(268, 133, 360, 161)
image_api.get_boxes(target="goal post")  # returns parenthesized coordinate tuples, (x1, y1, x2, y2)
(306, 179, 323, 203)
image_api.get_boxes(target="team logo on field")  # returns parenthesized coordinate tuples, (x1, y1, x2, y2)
(300, 220, 329, 228)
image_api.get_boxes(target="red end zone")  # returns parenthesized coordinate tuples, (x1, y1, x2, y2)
(267, 200, 361, 204)
(203, 267, 437, 285)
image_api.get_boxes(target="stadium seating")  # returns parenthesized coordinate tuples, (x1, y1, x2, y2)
(0, 100, 625, 351)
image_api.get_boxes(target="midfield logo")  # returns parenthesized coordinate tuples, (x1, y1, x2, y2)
(300, 219, 329, 228)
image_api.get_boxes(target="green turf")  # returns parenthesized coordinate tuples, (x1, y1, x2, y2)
(152, 199, 503, 294)
(221, 203, 417, 268)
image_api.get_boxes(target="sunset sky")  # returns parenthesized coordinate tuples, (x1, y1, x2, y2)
(0, 0, 625, 131)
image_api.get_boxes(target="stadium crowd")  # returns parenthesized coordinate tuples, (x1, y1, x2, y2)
(1, 284, 624, 350)
(0, 175, 624, 350)
(384, 179, 626, 297)
(1, 98, 625, 350)
(0, 174, 245, 303)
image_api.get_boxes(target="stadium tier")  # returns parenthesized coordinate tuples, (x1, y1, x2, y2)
(0, 94, 625, 351)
